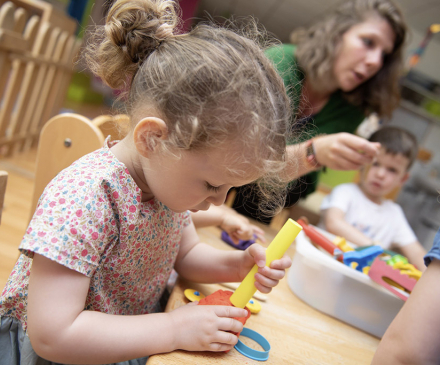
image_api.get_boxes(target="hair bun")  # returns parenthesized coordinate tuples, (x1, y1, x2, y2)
(105, 0, 178, 63)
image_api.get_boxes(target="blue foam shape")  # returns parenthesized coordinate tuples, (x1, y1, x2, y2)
(234, 327, 270, 361)
(343, 245, 384, 272)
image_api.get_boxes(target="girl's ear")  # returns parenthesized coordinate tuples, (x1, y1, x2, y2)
(133, 117, 168, 158)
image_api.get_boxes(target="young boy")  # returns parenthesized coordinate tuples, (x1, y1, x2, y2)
(319, 126, 427, 271)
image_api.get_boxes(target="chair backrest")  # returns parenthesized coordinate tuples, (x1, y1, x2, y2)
(0, 170, 8, 224)
(30, 112, 131, 220)
(30, 113, 104, 218)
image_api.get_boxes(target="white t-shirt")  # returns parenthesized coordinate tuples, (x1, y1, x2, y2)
(319, 183, 417, 250)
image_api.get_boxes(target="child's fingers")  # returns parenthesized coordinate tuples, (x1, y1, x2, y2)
(213, 305, 248, 319)
(255, 272, 279, 288)
(269, 255, 292, 270)
(257, 266, 286, 281)
(248, 244, 266, 268)
(251, 225, 267, 243)
(208, 341, 236, 352)
(217, 317, 244, 334)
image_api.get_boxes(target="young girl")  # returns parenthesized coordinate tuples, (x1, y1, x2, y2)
(0, 0, 292, 364)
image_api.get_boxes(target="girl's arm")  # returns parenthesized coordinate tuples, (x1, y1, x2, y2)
(323, 207, 374, 247)
(372, 260, 440, 365)
(190, 205, 266, 243)
(27, 253, 247, 363)
(174, 222, 291, 293)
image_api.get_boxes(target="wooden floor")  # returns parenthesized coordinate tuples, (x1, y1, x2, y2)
(0, 148, 36, 289)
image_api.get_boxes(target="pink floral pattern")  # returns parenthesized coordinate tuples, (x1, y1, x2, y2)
(0, 138, 190, 331)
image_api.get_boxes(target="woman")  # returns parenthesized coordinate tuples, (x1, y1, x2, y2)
(232, 0, 408, 223)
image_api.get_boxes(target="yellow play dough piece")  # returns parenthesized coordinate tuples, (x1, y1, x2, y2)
(184, 289, 206, 302)
(245, 298, 262, 314)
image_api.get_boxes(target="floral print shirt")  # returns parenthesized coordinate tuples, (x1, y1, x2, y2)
(0, 138, 190, 331)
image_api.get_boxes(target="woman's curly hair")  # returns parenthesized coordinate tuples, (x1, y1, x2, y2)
(291, 0, 407, 118)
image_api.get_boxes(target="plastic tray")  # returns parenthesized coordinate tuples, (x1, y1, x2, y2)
(287, 228, 405, 338)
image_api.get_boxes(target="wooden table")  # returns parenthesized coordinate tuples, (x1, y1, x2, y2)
(147, 224, 380, 365)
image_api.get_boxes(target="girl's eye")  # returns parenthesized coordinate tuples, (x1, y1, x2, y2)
(205, 182, 221, 193)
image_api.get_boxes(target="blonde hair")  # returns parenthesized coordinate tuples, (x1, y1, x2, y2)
(85, 0, 292, 216)
(291, 0, 407, 118)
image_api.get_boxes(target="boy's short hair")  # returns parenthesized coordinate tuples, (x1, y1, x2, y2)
(368, 126, 418, 169)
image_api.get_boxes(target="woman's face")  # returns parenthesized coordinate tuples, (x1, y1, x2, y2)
(333, 17, 396, 92)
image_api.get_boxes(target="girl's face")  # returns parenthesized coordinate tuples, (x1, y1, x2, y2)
(332, 16, 396, 92)
(143, 143, 260, 213)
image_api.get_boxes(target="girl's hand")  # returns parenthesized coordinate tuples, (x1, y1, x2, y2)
(313, 133, 381, 170)
(169, 302, 248, 352)
(220, 213, 266, 244)
(239, 244, 292, 294)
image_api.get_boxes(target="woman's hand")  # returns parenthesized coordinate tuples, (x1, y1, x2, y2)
(169, 302, 248, 352)
(239, 244, 292, 294)
(313, 133, 381, 170)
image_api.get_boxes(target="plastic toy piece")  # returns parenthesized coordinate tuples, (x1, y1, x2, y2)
(221, 231, 256, 250)
(386, 254, 409, 266)
(343, 246, 384, 272)
(230, 219, 302, 308)
(297, 218, 339, 256)
(393, 262, 422, 280)
(235, 327, 271, 361)
(245, 299, 262, 314)
(332, 236, 354, 252)
(368, 258, 417, 301)
(184, 289, 206, 302)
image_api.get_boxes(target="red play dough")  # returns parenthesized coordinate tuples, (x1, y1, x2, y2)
(198, 289, 251, 333)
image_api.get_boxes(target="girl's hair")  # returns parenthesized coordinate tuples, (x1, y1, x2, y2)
(291, 0, 407, 118)
(85, 0, 292, 216)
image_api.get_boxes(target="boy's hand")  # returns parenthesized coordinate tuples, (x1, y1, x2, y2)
(169, 302, 248, 352)
(239, 244, 292, 294)
(220, 213, 266, 244)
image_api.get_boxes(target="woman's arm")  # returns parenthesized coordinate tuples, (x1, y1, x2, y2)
(323, 207, 374, 247)
(27, 254, 248, 363)
(281, 133, 380, 182)
(372, 260, 440, 365)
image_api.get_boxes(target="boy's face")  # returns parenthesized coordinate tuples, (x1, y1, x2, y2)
(360, 148, 410, 201)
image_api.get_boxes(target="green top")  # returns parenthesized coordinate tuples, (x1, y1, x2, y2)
(265, 44, 366, 195)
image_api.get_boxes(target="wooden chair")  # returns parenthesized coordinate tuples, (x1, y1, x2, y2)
(30, 113, 130, 220)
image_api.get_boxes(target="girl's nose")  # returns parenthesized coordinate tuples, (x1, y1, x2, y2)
(206, 191, 228, 206)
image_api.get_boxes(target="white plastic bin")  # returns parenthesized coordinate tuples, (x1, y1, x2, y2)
(288, 228, 405, 338)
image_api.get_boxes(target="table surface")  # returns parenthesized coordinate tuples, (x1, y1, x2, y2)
(147, 223, 380, 365)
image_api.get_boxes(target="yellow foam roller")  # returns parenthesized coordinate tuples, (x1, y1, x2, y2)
(229, 218, 302, 308)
